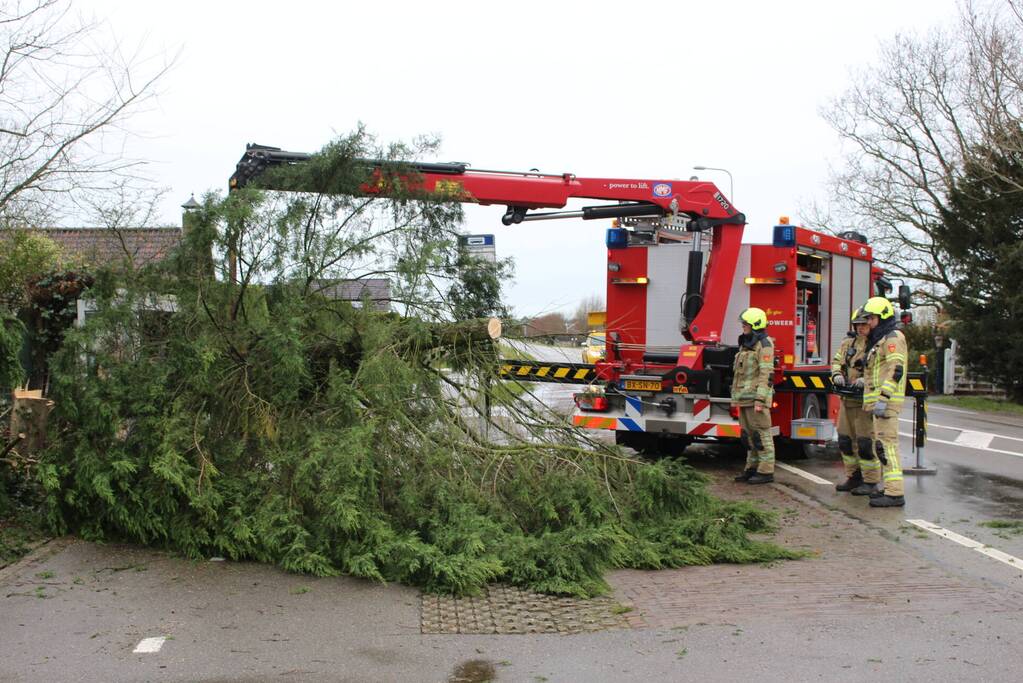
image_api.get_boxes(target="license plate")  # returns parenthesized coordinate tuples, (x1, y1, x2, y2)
(625, 379, 661, 392)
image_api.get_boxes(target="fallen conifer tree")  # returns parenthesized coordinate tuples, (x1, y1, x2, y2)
(38, 130, 800, 596)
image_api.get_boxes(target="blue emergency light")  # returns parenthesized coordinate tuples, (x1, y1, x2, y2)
(773, 224, 796, 247)
(606, 227, 628, 249)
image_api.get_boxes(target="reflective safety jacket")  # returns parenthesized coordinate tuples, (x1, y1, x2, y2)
(731, 334, 775, 407)
(863, 329, 908, 409)
(831, 334, 868, 404)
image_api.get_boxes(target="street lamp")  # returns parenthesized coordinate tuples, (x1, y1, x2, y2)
(692, 165, 734, 201)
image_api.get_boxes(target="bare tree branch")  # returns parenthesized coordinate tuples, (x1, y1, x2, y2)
(0, 0, 174, 224)
(816, 0, 1023, 304)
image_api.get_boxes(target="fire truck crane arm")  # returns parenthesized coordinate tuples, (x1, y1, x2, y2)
(230, 144, 745, 229)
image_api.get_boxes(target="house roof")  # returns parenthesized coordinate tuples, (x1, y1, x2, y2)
(34, 227, 182, 269)
(309, 278, 391, 311)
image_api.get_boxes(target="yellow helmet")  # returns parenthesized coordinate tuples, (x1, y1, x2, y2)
(850, 307, 869, 325)
(862, 296, 894, 320)
(739, 307, 768, 331)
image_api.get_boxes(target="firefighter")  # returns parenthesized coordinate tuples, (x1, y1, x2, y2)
(831, 308, 876, 492)
(859, 296, 909, 507)
(732, 307, 776, 485)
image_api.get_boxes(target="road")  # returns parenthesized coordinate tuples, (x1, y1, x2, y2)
(3, 347, 1023, 681)
(507, 339, 588, 365)
(785, 400, 1023, 581)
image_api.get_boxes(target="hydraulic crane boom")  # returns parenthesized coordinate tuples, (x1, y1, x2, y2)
(230, 143, 747, 344)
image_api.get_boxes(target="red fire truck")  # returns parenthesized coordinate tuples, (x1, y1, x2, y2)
(230, 145, 927, 456)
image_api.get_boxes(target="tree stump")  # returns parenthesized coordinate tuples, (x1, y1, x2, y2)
(10, 389, 54, 456)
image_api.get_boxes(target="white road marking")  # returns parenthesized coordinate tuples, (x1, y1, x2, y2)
(955, 430, 996, 449)
(775, 462, 832, 486)
(906, 520, 1023, 572)
(133, 637, 166, 654)
(897, 431, 1023, 459)
(899, 417, 1023, 444)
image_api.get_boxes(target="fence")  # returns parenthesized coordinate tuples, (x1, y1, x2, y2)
(941, 339, 1007, 397)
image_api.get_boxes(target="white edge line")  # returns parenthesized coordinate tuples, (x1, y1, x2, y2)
(133, 636, 166, 654)
(898, 431, 1023, 459)
(775, 462, 832, 486)
(906, 519, 983, 548)
(906, 519, 1022, 571)
(898, 417, 1023, 445)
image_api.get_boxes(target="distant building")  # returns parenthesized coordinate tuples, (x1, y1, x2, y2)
(308, 278, 391, 312)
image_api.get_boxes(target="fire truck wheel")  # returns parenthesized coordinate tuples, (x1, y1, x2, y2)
(802, 393, 825, 420)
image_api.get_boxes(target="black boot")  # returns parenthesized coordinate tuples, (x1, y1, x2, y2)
(869, 494, 905, 508)
(734, 468, 756, 482)
(869, 488, 886, 499)
(835, 471, 863, 492)
(850, 483, 879, 496)
(747, 472, 774, 485)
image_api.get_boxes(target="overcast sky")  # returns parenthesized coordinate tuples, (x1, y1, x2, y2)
(85, 0, 961, 317)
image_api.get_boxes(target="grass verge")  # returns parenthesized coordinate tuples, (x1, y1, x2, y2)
(929, 395, 1023, 416)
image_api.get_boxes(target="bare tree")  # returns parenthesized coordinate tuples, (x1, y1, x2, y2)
(80, 181, 171, 270)
(568, 293, 605, 334)
(963, 0, 1023, 189)
(528, 312, 569, 338)
(0, 0, 173, 224)
(814, 0, 1023, 304)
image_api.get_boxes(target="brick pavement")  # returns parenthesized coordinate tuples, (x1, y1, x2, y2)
(610, 473, 1023, 629)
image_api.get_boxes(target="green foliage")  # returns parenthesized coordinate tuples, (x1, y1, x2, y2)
(0, 509, 47, 566)
(979, 520, 1023, 533)
(38, 130, 798, 596)
(22, 270, 93, 389)
(0, 310, 25, 390)
(0, 230, 60, 308)
(446, 250, 513, 320)
(935, 132, 1023, 399)
(899, 322, 938, 384)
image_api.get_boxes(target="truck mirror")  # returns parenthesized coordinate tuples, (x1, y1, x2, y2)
(898, 284, 912, 310)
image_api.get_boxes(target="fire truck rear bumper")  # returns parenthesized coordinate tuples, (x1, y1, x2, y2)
(571, 413, 744, 438)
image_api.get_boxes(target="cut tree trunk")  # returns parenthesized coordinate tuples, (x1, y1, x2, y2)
(10, 389, 54, 456)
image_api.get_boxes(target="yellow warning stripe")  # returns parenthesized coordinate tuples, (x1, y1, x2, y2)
(498, 360, 596, 384)
(778, 371, 926, 397)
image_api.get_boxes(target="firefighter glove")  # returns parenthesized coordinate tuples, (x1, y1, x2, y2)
(873, 400, 888, 418)
(853, 377, 865, 389)
(832, 374, 846, 387)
